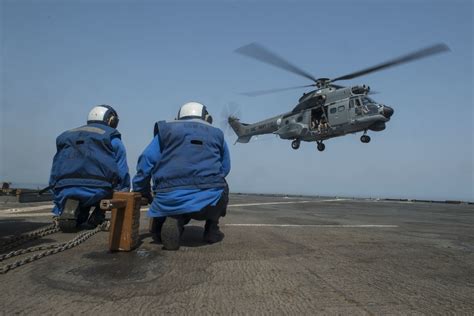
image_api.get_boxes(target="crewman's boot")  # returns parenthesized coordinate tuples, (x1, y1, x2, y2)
(161, 217, 183, 250)
(150, 217, 165, 243)
(58, 199, 80, 233)
(203, 220, 225, 244)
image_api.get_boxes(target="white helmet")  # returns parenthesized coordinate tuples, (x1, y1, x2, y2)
(87, 105, 119, 128)
(177, 101, 213, 124)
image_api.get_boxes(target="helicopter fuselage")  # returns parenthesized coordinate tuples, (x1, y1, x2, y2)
(228, 85, 394, 149)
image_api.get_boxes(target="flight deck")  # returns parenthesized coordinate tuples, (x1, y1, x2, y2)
(1, 194, 473, 314)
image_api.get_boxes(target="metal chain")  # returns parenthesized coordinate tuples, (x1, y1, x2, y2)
(0, 243, 65, 262)
(0, 224, 60, 253)
(0, 222, 108, 274)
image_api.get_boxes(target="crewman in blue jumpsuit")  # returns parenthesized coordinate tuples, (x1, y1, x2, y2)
(133, 102, 231, 250)
(49, 105, 130, 232)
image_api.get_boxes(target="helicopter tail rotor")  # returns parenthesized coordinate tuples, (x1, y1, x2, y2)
(220, 102, 243, 137)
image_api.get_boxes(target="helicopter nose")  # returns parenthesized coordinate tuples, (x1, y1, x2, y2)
(383, 106, 394, 118)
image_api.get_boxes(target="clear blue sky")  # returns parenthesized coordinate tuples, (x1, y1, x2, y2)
(1, 0, 472, 201)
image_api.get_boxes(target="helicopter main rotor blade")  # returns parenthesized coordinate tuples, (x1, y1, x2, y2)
(331, 43, 450, 82)
(241, 84, 315, 97)
(235, 42, 319, 83)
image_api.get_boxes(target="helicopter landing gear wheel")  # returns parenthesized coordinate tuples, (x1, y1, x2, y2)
(291, 140, 300, 150)
(360, 135, 371, 143)
(317, 142, 325, 152)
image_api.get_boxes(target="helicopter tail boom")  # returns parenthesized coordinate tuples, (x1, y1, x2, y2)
(228, 116, 253, 143)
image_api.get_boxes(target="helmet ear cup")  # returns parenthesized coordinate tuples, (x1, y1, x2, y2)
(108, 115, 119, 128)
(202, 106, 212, 124)
(205, 114, 213, 124)
(103, 106, 119, 128)
(103, 109, 118, 128)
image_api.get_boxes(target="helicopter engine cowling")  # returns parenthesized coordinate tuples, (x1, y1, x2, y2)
(351, 85, 370, 95)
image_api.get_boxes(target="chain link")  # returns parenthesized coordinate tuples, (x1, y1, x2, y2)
(0, 243, 64, 262)
(0, 221, 108, 274)
(0, 224, 60, 253)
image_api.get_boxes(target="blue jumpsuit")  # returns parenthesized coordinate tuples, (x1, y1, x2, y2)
(50, 137, 130, 216)
(132, 133, 231, 219)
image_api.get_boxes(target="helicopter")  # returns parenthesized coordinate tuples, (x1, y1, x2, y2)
(228, 42, 449, 151)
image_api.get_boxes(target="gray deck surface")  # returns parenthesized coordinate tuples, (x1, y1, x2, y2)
(1, 194, 473, 315)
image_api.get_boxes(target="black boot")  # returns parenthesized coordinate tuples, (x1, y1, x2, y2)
(203, 220, 225, 244)
(150, 217, 165, 243)
(161, 217, 183, 250)
(58, 199, 80, 233)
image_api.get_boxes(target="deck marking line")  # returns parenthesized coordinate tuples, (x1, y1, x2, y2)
(0, 213, 398, 229)
(0, 212, 53, 218)
(138, 199, 348, 211)
(224, 224, 398, 228)
(227, 199, 348, 207)
(0, 205, 53, 214)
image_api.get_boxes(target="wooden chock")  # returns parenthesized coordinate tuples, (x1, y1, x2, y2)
(106, 192, 141, 252)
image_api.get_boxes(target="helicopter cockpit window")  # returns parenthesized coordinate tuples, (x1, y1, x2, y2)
(361, 97, 378, 114)
(362, 97, 375, 106)
(329, 107, 337, 114)
(296, 116, 303, 122)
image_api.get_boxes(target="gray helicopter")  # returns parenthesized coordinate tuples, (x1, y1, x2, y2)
(229, 43, 449, 151)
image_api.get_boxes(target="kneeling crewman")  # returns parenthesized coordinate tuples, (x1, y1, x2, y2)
(49, 105, 130, 231)
(133, 102, 231, 250)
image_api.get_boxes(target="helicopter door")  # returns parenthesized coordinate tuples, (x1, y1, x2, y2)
(349, 98, 360, 122)
(328, 102, 349, 126)
(351, 97, 364, 117)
